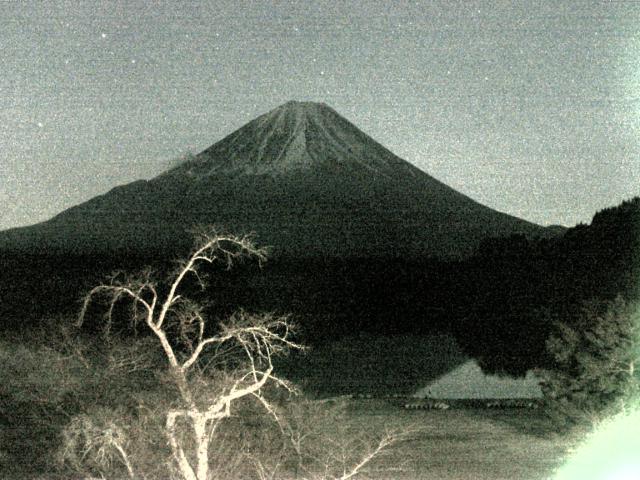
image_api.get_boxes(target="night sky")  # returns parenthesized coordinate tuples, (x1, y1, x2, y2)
(2, 0, 639, 231)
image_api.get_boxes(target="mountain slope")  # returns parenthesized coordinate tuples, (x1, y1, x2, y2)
(0, 101, 552, 258)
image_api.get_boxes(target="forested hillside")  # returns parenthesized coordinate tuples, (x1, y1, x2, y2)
(1, 198, 636, 378)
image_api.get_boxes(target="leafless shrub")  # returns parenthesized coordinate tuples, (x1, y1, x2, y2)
(251, 395, 415, 480)
(58, 407, 135, 479)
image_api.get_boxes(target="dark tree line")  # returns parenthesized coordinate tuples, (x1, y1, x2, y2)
(454, 197, 639, 375)
(1, 198, 638, 379)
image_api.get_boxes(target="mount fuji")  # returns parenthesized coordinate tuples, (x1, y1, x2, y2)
(0, 101, 552, 258)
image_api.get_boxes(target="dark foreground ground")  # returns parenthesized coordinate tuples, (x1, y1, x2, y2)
(338, 399, 583, 480)
(1, 330, 585, 480)
(2, 397, 583, 480)
(0, 331, 583, 480)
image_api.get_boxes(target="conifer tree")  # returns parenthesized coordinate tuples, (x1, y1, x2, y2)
(538, 296, 640, 428)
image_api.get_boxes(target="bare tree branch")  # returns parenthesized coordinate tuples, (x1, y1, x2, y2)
(76, 229, 301, 480)
(74, 229, 407, 480)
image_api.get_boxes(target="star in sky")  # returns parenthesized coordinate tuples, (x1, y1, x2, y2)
(1, 1, 638, 231)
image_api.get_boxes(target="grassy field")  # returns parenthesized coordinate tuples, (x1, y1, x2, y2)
(1, 401, 582, 480)
(0, 332, 584, 479)
(340, 399, 582, 480)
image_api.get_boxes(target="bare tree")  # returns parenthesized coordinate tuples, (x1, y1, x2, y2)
(78, 230, 303, 480)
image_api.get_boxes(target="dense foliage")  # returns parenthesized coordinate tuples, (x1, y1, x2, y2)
(454, 197, 639, 375)
(537, 296, 640, 428)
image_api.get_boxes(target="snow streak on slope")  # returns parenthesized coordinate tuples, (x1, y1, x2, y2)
(0, 100, 552, 257)
(172, 101, 421, 179)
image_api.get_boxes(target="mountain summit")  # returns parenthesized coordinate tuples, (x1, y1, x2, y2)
(169, 100, 420, 178)
(0, 101, 552, 258)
